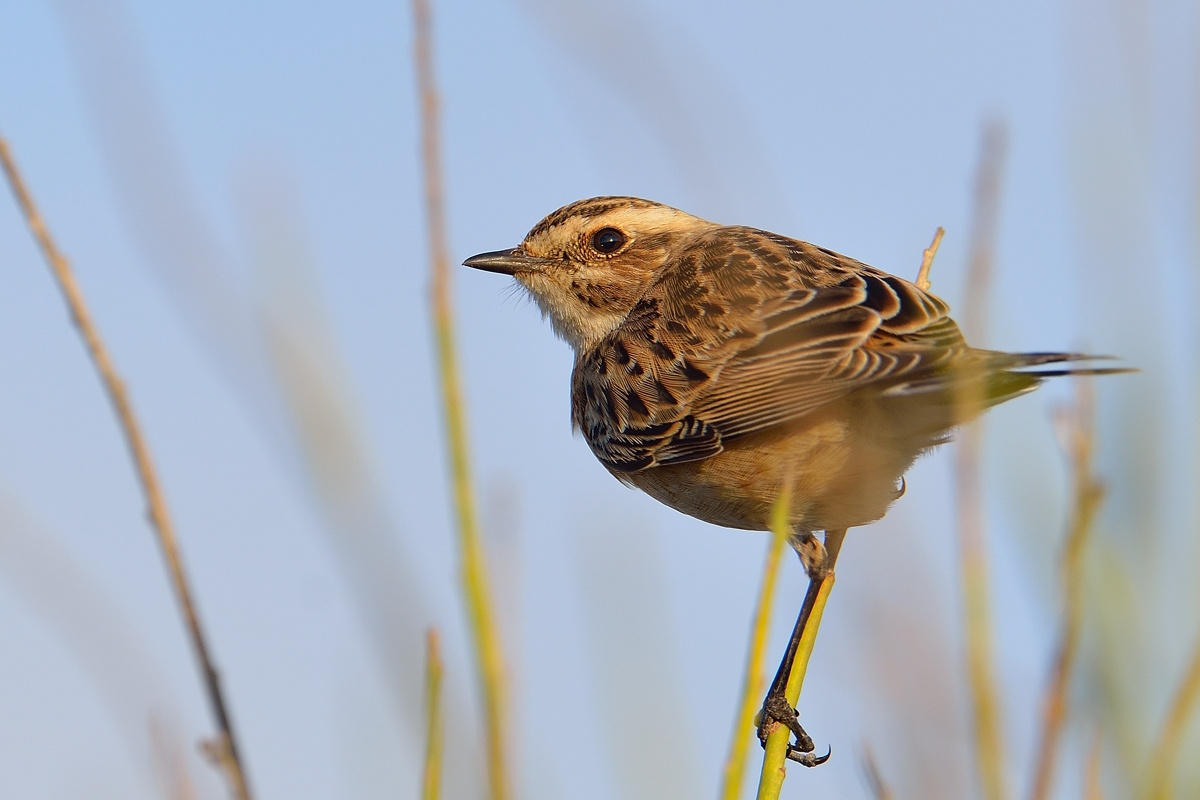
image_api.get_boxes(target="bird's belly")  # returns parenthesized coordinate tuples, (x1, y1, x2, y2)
(622, 414, 924, 533)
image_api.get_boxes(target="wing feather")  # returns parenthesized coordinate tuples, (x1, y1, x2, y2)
(571, 227, 968, 472)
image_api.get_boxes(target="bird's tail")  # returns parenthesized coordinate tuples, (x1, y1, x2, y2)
(883, 350, 1132, 418)
(977, 351, 1131, 407)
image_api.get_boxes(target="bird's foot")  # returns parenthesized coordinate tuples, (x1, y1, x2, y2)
(756, 692, 831, 767)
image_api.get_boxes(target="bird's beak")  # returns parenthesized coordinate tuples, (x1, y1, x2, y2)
(462, 248, 549, 275)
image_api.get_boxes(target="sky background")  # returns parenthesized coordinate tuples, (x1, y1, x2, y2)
(0, 1, 1197, 799)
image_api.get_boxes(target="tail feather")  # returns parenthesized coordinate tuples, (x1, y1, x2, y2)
(882, 351, 1133, 408)
(875, 351, 1131, 442)
(1010, 366, 1133, 378)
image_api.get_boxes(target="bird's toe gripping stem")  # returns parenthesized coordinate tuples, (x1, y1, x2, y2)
(756, 692, 831, 767)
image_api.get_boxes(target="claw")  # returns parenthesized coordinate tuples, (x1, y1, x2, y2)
(757, 693, 800, 746)
(755, 693, 831, 767)
(786, 745, 831, 768)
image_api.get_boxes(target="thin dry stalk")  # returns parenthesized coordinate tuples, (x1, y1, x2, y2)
(862, 744, 895, 800)
(954, 120, 1009, 800)
(1027, 381, 1105, 800)
(1144, 635, 1200, 800)
(719, 490, 792, 800)
(423, 629, 445, 800)
(755, 529, 844, 800)
(916, 226, 945, 290)
(0, 137, 253, 800)
(409, 5, 511, 800)
(149, 717, 200, 800)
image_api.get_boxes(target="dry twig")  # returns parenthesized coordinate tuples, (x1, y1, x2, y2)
(409, 4, 512, 799)
(916, 226, 945, 291)
(0, 136, 253, 800)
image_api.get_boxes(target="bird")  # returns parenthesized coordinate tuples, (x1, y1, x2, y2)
(463, 195, 1124, 767)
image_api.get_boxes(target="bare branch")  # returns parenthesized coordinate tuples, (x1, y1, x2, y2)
(0, 136, 253, 800)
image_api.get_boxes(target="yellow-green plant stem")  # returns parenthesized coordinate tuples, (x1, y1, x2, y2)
(431, 273, 510, 800)
(0, 136, 253, 800)
(422, 629, 445, 800)
(754, 566, 838, 800)
(720, 491, 791, 800)
(411, 2, 511, 799)
(1144, 635, 1200, 800)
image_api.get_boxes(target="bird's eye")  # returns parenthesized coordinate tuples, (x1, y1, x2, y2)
(590, 227, 627, 254)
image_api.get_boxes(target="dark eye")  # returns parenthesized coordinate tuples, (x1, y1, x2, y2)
(591, 227, 626, 254)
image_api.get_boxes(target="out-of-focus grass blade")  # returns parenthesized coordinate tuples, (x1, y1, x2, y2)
(422, 629, 444, 800)
(1144, 636, 1200, 800)
(1, 134, 253, 799)
(1027, 381, 1105, 800)
(953, 120, 1009, 800)
(410, 0, 512, 798)
(719, 489, 790, 800)
(850, 515, 973, 800)
(573, 516, 703, 800)
(0, 490, 198, 798)
(861, 744, 895, 800)
(238, 168, 469, 750)
(512, 0, 790, 225)
(52, 3, 459, 780)
(1060, 0, 1178, 792)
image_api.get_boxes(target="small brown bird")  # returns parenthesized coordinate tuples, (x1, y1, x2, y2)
(464, 196, 1121, 766)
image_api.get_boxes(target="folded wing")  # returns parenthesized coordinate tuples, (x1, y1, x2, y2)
(573, 227, 976, 473)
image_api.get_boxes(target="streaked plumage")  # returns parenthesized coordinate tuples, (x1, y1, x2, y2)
(465, 196, 1108, 536)
(465, 195, 1124, 767)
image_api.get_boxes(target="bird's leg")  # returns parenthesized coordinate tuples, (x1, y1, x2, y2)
(756, 528, 847, 767)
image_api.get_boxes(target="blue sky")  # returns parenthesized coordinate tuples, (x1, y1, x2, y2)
(1, 1, 1197, 798)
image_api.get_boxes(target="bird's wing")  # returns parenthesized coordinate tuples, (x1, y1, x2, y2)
(572, 226, 969, 472)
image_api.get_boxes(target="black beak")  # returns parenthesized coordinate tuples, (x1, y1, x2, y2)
(462, 248, 548, 275)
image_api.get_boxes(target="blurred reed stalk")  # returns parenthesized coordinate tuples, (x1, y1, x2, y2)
(423, 629, 445, 800)
(861, 744, 895, 800)
(1144, 635, 1200, 799)
(1027, 380, 1104, 800)
(0, 136, 254, 800)
(410, 4, 512, 800)
(755, 529, 844, 800)
(953, 120, 1009, 800)
(150, 717, 200, 800)
(720, 490, 792, 800)
(1084, 729, 1104, 800)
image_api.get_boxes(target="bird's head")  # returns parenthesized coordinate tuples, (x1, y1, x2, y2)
(464, 196, 715, 350)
